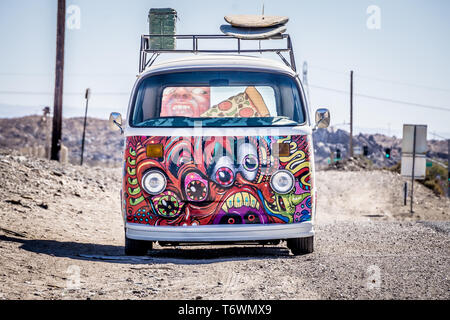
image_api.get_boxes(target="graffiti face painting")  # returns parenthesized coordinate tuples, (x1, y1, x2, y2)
(123, 135, 313, 227)
(160, 87, 211, 117)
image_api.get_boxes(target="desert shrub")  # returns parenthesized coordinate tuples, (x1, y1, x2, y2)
(419, 162, 447, 196)
(388, 160, 446, 196)
(389, 161, 401, 173)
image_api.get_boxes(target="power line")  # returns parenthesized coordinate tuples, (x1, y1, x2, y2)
(308, 65, 350, 76)
(0, 90, 129, 96)
(3, 66, 449, 93)
(357, 92, 450, 112)
(355, 74, 450, 93)
(430, 132, 449, 140)
(0, 72, 137, 77)
(308, 65, 450, 93)
(2, 64, 449, 93)
(309, 84, 450, 112)
(331, 122, 349, 127)
(2, 85, 450, 112)
(1, 86, 449, 112)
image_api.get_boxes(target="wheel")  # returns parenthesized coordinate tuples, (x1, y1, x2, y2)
(286, 236, 314, 255)
(124, 237, 152, 256)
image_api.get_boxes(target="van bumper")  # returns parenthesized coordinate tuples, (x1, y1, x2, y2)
(125, 222, 314, 242)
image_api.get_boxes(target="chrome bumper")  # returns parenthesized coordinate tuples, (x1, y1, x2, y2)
(125, 222, 313, 242)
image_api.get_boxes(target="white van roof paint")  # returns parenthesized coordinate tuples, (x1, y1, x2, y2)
(140, 54, 297, 77)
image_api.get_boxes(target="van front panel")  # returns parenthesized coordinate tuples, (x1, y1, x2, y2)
(123, 134, 313, 226)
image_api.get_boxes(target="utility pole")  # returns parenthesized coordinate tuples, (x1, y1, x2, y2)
(410, 126, 417, 214)
(349, 70, 354, 158)
(41, 106, 51, 159)
(51, 0, 66, 161)
(80, 88, 91, 165)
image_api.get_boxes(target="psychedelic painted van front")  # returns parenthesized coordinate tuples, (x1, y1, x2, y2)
(122, 134, 313, 227)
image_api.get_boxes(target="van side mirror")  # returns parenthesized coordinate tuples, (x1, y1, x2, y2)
(314, 108, 330, 130)
(109, 112, 123, 134)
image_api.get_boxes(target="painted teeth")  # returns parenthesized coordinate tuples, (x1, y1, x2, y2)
(222, 203, 228, 212)
(222, 192, 260, 212)
(227, 196, 234, 208)
(173, 105, 191, 110)
(243, 194, 250, 207)
(234, 193, 243, 208)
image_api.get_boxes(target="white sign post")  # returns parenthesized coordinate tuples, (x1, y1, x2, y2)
(401, 124, 427, 214)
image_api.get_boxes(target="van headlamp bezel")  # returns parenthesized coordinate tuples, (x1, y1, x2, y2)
(141, 170, 167, 195)
(270, 170, 295, 194)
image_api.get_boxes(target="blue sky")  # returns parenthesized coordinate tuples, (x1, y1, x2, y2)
(0, 0, 449, 139)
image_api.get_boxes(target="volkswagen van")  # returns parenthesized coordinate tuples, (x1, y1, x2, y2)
(110, 34, 330, 255)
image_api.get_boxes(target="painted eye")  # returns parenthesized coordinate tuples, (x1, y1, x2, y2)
(212, 156, 235, 187)
(215, 167, 234, 186)
(191, 88, 208, 95)
(155, 195, 180, 217)
(237, 143, 259, 181)
(243, 154, 258, 172)
(184, 172, 208, 202)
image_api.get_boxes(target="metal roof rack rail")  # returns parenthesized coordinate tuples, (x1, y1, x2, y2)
(139, 34, 297, 73)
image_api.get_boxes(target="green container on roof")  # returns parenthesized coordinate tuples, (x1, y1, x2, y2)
(148, 8, 177, 50)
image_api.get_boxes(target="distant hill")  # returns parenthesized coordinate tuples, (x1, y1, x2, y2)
(0, 115, 123, 165)
(313, 128, 401, 167)
(0, 115, 447, 167)
(313, 127, 447, 168)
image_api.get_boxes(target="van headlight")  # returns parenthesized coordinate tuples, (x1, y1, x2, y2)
(270, 170, 295, 194)
(142, 170, 167, 195)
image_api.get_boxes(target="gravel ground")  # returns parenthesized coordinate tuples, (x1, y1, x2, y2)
(0, 151, 448, 300)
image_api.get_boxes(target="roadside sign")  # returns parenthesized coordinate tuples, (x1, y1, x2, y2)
(401, 124, 427, 180)
(402, 124, 427, 154)
(401, 155, 426, 179)
(426, 160, 433, 167)
(401, 124, 428, 214)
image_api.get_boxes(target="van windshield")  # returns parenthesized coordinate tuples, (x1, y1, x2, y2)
(130, 71, 305, 127)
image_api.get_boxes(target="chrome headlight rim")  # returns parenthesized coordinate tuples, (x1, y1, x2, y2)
(141, 169, 167, 195)
(270, 169, 295, 194)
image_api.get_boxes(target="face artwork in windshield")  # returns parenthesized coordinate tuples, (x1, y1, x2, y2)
(160, 86, 275, 118)
(160, 87, 211, 117)
(131, 71, 305, 127)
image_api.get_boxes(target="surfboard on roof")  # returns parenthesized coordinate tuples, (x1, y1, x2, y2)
(224, 14, 289, 28)
(220, 24, 287, 40)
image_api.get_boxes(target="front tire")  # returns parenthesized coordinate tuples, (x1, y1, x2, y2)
(287, 236, 314, 255)
(124, 237, 152, 256)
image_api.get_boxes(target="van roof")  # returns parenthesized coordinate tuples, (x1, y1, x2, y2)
(141, 54, 297, 77)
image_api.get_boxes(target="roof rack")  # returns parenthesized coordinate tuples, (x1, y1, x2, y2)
(139, 34, 297, 73)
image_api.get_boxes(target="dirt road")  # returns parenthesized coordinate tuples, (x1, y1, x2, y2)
(0, 152, 449, 299)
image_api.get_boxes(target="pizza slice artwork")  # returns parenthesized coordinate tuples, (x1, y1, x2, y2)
(200, 86, 270, 118)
